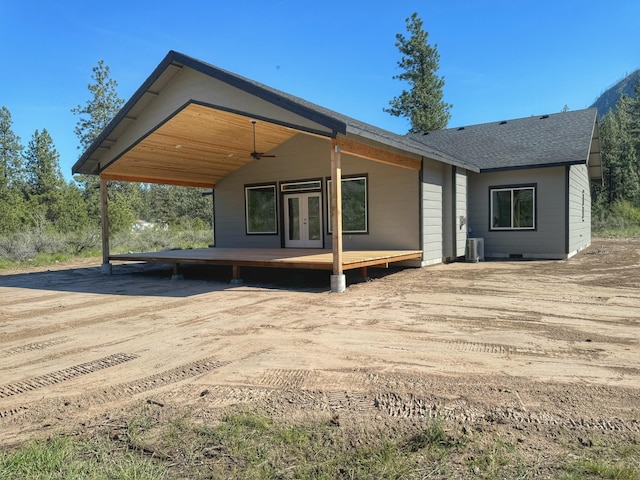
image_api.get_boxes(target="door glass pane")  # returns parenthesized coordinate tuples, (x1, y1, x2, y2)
(288, 198, 300, 240)
(307, 196, 321, 241)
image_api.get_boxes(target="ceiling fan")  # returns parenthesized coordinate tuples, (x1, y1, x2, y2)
(250, 120, 276, 160)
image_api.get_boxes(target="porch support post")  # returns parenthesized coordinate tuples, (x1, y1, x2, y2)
(100, 176, 112, 275)
(330, 139, 345, 293)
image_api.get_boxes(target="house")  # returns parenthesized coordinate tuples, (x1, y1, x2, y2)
(72, 51, 602, 291)
(410, 109, 602, 260)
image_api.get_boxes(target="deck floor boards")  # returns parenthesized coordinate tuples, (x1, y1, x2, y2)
(109, 248, 423, 271)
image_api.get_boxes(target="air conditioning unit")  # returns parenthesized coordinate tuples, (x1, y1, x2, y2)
(465, 238, 485, 262)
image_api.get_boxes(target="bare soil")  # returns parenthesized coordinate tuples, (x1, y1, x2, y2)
(1, 238, 639, 473)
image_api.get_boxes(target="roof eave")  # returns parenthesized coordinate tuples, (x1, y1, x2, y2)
(73, 50, 349, 176)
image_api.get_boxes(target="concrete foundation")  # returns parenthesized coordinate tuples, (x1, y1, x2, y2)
(330, 274, 346, 293)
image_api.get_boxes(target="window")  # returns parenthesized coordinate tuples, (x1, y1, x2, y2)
(327, 176, 368, 233)
(281, 180, 321, 192)
(245, 184, 277, 234)
(490, 185, 535, 230)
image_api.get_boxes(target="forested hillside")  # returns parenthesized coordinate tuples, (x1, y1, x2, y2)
(591, 69, 640, 118)
(591, 72, 640, 235)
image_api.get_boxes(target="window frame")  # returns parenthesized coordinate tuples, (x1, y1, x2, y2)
(489, 184, 537, 231)
(326, 175, 369, 234)
(244, 183, 278, 235)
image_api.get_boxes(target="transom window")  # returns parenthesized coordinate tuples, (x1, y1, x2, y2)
(281, 180, 321, 192)
(490, 185, 536, 230)
(245, 184, 277, 234)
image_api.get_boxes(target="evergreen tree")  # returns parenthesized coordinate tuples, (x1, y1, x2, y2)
(71, 60, 124, 151)
(385, 12, 452, 132)
(599, 95, 640, 205)
(0, 106, 24, 192)
(21, 129, 71, 230)
(23, 129, 64, 197)
(72, 60, 138, 232)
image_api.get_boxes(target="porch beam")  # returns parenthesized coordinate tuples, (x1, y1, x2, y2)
(100, 172, 215, 189)
(331, 139, 345, 292)
(337, 138, 421, 171)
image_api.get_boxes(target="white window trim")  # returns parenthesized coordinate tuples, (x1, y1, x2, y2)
(490, 186, 536, 231)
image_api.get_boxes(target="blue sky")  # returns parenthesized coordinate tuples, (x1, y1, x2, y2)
(1, 0, 638, 180)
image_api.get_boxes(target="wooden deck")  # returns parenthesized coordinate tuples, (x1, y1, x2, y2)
(109, 248, 423, 278)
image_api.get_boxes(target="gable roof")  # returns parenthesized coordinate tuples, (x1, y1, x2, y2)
(72, 50, 601, 186)
(72, 50, 475, 186)
(409, 108, 602, 177)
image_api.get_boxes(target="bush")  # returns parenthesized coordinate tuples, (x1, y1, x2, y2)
(593, 199, 640, 236)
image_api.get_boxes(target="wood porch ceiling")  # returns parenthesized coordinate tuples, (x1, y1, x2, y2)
(100, 104, 300, 188)
(99, 103, 421, 188)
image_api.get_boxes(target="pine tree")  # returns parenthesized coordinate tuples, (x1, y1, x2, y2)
(71, 60, 138, 232)
(23, 129, 64, 197)
(0, 106, 27, 234)
(0, 106, 24, 192)
(600, 95, 640, 205)
(71, 60, 124, 152)
(385, 12, 452, 133)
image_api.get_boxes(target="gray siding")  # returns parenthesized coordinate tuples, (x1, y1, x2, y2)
(455, 169, 468, 257)
(442, 165, 453, 260)
(215, 134, 420, 250)
(467, 167, 567, 259)
(568, 164, 591, 256)
(442, 167, 468, 260)
(421, 159, 445, 264)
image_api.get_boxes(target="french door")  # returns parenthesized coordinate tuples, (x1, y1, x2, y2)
(284, 192, 323, 248)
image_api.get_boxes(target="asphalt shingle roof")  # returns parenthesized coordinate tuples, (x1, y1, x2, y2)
(408, 108, 598, 171)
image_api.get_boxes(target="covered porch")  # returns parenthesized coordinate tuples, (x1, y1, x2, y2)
(73, 52, 452, 291)
(110, 248, 423, 284)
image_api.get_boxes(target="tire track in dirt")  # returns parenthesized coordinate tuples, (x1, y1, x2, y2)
(258, 369, 310, 389)
(0, 353, 138, 400)
(438, 340, 604, 359)
(0, 293, 242, 344)
(0, 291, 68, 308)
(372, 391, 640, 433)
(0, 349, 272, 422)
(0, 336, 70, 358)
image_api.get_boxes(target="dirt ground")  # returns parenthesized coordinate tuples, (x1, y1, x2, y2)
(1, 238, 639, 468)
